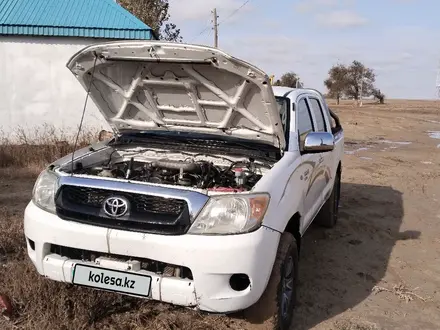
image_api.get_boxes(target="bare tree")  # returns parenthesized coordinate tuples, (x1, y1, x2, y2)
(372, 88, 386, 104)
(274, 72, 300, 88)
(344, 60, 375, 100)
(324, 64, 349, 105)
(117, 0, 182, 41)
(324, 60, 381, 105)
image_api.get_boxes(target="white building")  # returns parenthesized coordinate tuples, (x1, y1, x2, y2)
(0, 0, 155, 139)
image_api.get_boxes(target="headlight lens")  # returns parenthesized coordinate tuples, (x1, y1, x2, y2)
(32, 169, 59, 213)
(188, 193, 270, 235)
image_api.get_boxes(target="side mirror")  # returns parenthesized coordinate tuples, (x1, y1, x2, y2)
(303, 132, 334, 153)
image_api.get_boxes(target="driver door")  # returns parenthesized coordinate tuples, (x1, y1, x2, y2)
(307, 96, 335, 202)
(296, 97, 324, 232)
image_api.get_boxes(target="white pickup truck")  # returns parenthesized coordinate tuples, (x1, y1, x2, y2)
(24, 41, 344, 329)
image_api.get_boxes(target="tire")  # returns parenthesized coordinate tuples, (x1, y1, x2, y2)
(315, 170, 341, 228)
(243, 232, 299, 330)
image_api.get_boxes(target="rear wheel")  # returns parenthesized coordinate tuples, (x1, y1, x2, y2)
(315, 170, 341, 228)
(243, 232, 298, 330)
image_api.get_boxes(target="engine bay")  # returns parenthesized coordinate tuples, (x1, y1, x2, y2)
(72, 155, 266, 192)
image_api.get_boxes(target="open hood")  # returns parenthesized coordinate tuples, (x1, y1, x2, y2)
(66, 41, 286, 150)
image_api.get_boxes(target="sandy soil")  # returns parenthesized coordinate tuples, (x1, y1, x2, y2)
(294, 100, 440, 330)
(1, 99, 439, 329)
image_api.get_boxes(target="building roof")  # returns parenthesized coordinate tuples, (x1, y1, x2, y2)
(0, 0, 155, 39)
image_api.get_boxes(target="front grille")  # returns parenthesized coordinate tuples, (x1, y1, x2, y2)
(50, 244, 193, 280)
(55, 185, 190, 235)
(132, 194, 184, 215)
(63, 186, 185, 216)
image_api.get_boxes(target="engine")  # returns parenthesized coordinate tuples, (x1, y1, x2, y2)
(76, 158, 263, 191)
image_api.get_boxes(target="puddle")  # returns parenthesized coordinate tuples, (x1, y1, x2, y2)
(344, 147, 370, 155)
(379, 140, 412, 145)
(345, 139, 412, 155)
(360, 157, 373, 160)
(421, 161, 433, 165)
(427, 131, 440, 139)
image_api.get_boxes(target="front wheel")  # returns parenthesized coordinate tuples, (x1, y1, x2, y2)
(243, 232, 299, 330)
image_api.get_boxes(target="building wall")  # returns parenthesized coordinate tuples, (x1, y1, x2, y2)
(0, 36, 112, 140)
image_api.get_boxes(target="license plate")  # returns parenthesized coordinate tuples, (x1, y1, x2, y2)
(72, 264, 151, 297)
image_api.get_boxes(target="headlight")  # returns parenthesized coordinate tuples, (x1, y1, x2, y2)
(188, 193, 270, 235)
(32, 169, 59, 214)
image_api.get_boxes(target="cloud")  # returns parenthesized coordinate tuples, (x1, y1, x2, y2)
(217, 22, 440, 98)
(294, 0, 354, 13)
(168, 0, 252, 22)
(294, 0, 338, 13)
(264, 19, 283, 30)
(220, 35, 308, 71)
(315, 10, 368, 28)
(167, 0, 439, 99)
(293, 1, 366, 29)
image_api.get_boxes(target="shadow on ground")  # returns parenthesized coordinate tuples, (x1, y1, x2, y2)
(291, 182, 420, 330)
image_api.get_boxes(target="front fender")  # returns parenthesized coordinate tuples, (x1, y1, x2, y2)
(252, 151, 304, 232)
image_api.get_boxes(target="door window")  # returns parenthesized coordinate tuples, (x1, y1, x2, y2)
(297, 98, 314, 149)
(308, 98, 327, 132)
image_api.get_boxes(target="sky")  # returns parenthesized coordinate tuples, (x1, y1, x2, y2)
(168, 0, 440, 99)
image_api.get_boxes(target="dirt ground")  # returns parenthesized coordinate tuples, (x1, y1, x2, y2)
(1, 99, 439, 329)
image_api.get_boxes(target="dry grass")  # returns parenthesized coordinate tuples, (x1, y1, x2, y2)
(1, 258, 232, 329)
(372, 284, 430, 303)
(0, 207, 25, 264)
(334, 319, 380, 330)
(0, 124, 98, 168)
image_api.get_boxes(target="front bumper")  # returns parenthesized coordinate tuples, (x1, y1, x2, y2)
(24, 201, 280, 313)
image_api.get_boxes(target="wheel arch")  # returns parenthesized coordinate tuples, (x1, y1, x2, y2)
(284, 212, 302, 256)
(336, 161, 342, 200)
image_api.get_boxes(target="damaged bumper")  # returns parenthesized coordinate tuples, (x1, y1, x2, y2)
(23, 201, 280, 313)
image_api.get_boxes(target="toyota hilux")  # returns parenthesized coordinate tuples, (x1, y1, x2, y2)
(24, 41, 344, 329)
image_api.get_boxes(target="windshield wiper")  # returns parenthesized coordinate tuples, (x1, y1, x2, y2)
(213, 138, 276, 152)
(112, 132, 277, 157)
(113, 133, 198, 146)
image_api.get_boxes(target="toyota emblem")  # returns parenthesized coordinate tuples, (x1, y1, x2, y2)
(103, 196, 129, 218)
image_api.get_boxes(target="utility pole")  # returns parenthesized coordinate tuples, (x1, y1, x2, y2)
(213, 8, 218, 48)
(436, 59, 440, 98)
(359, 68, 364, 107)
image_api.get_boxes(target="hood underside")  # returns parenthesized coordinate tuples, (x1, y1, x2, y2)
(66, 41, 286, 150)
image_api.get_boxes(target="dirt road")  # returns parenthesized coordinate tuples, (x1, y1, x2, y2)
(294, 100, 440, 329)
(1, 100, 439, 329)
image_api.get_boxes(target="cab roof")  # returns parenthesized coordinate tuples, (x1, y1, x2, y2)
(272, 86, 326, 100)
